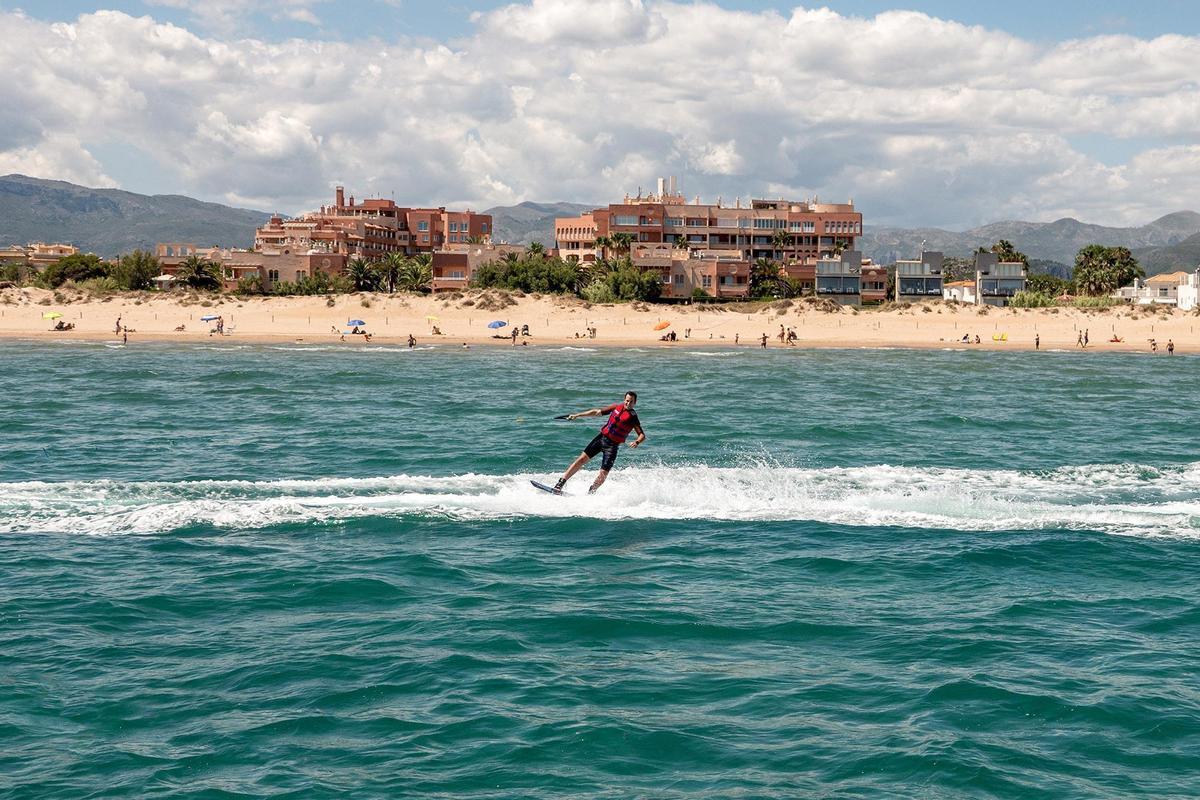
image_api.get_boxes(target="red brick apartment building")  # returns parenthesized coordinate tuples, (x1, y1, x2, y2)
(555, 177, 862, 300)
(254, 187, 492, 261)
(156, 243, 347, 291)
(555, 177, 861, 266)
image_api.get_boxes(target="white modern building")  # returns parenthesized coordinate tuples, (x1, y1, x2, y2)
(1114, 270, 1200, 311)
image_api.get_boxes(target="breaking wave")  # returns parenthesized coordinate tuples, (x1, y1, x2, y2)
(5, 462, 1200, 537)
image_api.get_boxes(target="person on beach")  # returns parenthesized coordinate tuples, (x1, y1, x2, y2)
(1077, 331, 1084, 348)
(1084, 329, 1089, 347)
(1035, 333, 1040, 350)
(778, 325, 785, 343)
(511, 328, 519, 346)
(408, 334, 416, 349)
(1168, 339, 1175, 355)
(122, 328, 128, 345)
(114, 317, 122, 335)
(735, 333, 739, 345)
(761, 333, 768, 349)
(553, 392, 645, 495)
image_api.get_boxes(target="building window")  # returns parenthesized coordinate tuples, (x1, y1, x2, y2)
(482, 223, 488, 233)
(268, 270, 279, 282)
(449, 222, 459, 232)
(666, 217, 683, 227)
(702, 275, 712, 288)
(449, 234, 457, 242)
(614, 215, 638, 226)
(418, 221, 429, 231)
(674, 274, 683, 285)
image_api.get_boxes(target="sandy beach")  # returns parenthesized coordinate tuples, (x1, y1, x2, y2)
(1, 287, 1196, 353)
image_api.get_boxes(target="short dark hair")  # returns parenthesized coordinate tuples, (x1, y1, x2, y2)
(625, 391, 638, 402)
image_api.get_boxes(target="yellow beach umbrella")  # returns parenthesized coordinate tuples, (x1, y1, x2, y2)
(425, 315, 439, 322)
(42, 311, 63, 320)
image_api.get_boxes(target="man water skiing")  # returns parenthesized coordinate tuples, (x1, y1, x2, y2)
(553, 391, 645, 494)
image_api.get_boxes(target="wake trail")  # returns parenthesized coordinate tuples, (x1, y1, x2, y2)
(4, 463, 1200, 537)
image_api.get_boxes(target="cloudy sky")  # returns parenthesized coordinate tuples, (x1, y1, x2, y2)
(1, 0, 1198, 229)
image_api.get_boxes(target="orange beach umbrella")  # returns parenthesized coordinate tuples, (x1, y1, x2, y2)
(653, 320, 670, 331)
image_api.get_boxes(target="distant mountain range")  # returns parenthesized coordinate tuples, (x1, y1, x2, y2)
(861, 212, 1200, 275)
(0, 174, 269, 256)
(5, 175, 1199, 277)
(484, 201, 596, 246)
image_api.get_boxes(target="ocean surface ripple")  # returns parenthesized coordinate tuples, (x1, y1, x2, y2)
(2, 342, 1199, 798)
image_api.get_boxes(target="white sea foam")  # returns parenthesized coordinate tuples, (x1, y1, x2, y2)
(4, 463, 1200, 537)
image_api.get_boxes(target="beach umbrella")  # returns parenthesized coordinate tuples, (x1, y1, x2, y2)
(487, 320, 507, 329)
(42, 311, 63, 320)
(653, 320, 671, 331)
(425, 315, 439, 322)
(347, 319, 366, 326)
(200, 315, 220, 322)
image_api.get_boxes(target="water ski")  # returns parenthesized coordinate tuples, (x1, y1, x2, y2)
(530, 480, 563, 496)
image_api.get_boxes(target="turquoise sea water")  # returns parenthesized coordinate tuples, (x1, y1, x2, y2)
(2, 340, 1199, 798)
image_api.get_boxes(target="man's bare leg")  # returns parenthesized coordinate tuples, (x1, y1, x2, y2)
(588, 468, 610, 494)
(557, 452, 590, 489)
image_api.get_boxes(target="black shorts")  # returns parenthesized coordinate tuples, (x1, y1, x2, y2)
(583, 433, 621, 471)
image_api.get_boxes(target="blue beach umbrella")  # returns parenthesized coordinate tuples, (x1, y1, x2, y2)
(487, 320, 507, 329)
(200, 315, 220, 321)
(347, 319, 366, 326)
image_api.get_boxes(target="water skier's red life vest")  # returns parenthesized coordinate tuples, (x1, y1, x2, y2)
(601, 403, 638, 443)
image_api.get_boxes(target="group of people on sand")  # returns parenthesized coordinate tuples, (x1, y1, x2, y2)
(50, 320, 75, 331)
(336, 324, 372, 343)
(777, 325, 798, 345)
(573, 327, 597, 340)
(1149, 338, 1175, 354)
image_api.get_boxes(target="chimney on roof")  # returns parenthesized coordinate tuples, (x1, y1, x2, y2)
(336, 186, 345, 207)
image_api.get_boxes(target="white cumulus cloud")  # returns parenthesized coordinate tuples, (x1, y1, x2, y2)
(0, 2, 1199, 229)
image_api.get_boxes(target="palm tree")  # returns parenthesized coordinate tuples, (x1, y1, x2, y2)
(176, 255, 223, 290)
(381, 252, 406, 293)
(750, 257, 782, 298)
(397, 256, 433, 293)
(609, 232, 634, 258)
(347, 257, 378, 292)
(526, 241, 546, 258)
(594, 235, 613, 260)
(772, 228, 791, 259)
